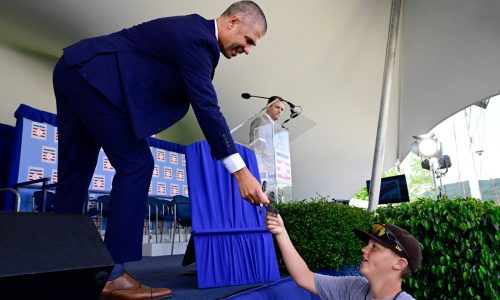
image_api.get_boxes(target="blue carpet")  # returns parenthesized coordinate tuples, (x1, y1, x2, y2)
(124, 255, 264, 299)
(225, 266, 362, 300)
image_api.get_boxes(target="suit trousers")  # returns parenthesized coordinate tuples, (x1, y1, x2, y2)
(53, 57, 153, 263)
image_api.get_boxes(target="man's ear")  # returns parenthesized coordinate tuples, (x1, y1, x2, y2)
(227, 15, 241, 29)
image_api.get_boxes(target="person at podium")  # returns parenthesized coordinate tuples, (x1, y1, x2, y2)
(249, 96, 285, 144)
(248, 96, 285, 202)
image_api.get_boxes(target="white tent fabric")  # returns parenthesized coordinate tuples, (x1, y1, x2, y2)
(398, 0, 500, 160)
(1, 0, 499, 200)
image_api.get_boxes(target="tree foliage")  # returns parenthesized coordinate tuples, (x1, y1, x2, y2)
(375, 197, 500, 299)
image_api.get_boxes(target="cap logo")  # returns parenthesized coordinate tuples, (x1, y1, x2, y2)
(358, 224, 420, 274)
(371, 224, 405, 254)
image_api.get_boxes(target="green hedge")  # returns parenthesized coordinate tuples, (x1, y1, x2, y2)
(374, 197, 500, 299)
(275, 197, 372, 272)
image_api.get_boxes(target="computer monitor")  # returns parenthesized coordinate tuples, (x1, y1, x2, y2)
(366, 174, 410, 204)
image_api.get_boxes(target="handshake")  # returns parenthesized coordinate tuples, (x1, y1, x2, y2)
(264, 203, 279, 216)
(258, 180, 279, 216)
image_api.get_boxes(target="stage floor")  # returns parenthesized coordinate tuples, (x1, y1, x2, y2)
(123, 255, 265, 300)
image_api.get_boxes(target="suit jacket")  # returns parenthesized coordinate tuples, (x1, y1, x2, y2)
(249, 113, 273, 144)
(63, 14, 237, 159)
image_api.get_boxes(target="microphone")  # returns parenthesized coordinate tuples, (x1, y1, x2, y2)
(241, 92, 296, 108)
(241, 93, 251, 99)
(241, 93, 269, 100)
(282, 107, 300, 126)
(290, 110, 299, 119)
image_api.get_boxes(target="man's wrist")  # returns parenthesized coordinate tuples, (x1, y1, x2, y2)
(233, 166, 249, 181)
(222, 153, 246, 173)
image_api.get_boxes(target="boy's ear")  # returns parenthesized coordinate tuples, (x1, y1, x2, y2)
(394, 257, 409, 271)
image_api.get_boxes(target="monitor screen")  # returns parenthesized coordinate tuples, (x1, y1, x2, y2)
(366, 174, 410, 204)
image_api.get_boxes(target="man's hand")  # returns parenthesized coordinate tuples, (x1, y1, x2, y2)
(265, 211, 286, 236)
(233, 167, 269, 206)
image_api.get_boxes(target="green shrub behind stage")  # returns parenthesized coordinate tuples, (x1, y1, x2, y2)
(275, 197, 372, 272)
(374, 197, 500, 299)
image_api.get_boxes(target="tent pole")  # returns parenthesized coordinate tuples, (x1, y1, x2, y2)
(368, 0, 402, 211)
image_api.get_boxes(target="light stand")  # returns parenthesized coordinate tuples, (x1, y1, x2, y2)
(411, 133, 452, 200)
(428, 157, 441, 199)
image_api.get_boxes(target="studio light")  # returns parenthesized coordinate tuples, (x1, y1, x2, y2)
(410, 133, 442, 158)
(410, 133, 452, 199)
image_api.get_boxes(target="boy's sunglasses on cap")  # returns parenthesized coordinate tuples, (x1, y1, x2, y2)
(370, 223, 414, 274)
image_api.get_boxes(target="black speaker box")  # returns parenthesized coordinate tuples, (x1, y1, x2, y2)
(0, 212, 114, 299)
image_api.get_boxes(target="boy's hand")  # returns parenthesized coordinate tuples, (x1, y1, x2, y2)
(265, 211, 285, 236)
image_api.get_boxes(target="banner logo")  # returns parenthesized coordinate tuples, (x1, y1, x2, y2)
(157, 182, 166, 195)
(152, 165, 159, 177)
(275, 149, 292, 184)
(92, 175, 106, 190)
(157, 149, 166, 162)
(31, 122, 47, 140)
(169, 152, 178, 165)
(51, 169, 58, 183)
(170, 184, 179, 196)
(28, 166, 44, 181)
(103, 157, 114, 171)
(41, 146, 57, 164)
(164, 167, 172, 179)
(176, 169, 184, 181)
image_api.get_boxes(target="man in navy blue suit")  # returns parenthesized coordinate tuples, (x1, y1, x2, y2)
(52, 1, 269, 299)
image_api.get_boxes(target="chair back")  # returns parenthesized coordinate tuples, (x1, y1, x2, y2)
(173, 195, 191, 226)
(148, 196, 174, 216)
(147, 196, 162, 212)
(96, 195, 110, 217)
(33, 191, 56, 212)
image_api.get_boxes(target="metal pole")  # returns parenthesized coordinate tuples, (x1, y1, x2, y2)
(368, 0, 402, 211)
(463, 111, 482, 199)
(430, 158, 441, 199)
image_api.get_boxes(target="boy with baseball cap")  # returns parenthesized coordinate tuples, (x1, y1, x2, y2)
(265, 212, 422, 300)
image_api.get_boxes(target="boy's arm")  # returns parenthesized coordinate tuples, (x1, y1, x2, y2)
(266, 213, 317, 294)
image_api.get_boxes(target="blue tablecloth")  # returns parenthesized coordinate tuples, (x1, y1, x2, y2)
(186, 141, 280, 288)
